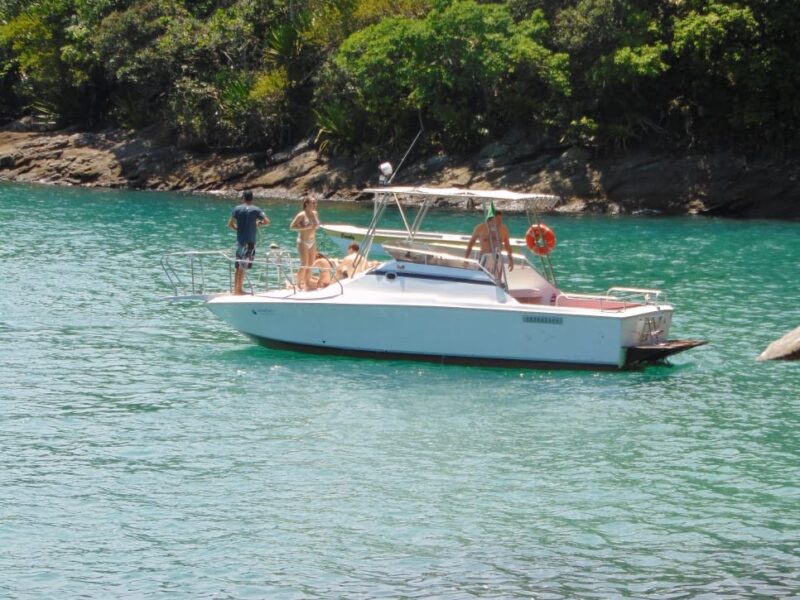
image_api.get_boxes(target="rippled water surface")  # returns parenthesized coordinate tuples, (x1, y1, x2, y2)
(1, 182, 799, 598)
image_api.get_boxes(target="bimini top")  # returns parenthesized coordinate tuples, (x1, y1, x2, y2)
(363, 186, 560, 206)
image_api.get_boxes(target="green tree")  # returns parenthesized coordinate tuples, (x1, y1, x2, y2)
(94, 1, 198, 129)
(552, 0, 671, 150)
(748, 0, 800, 155)
(316, 0, 570, 153)
(94, 1, 285, 147)
(671, 1, 799, 153)
(2, 0, 799, 158)
(0, 0, 121, 125)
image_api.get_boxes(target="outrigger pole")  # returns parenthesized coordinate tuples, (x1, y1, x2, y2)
(360, 121, 426, 269)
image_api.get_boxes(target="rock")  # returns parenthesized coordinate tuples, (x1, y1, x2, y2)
(205, 155, 257, 183)
(559, 147, 591, 168)
(687, 199, 707, 214)
(424, 155, 450, 172)
(1, 117, 36, 132)
(290, 138, 313, 157)
(1, 127, 800, 217)
(64, 155, 105, 182)
(69, 132, 100, 148)
(479, 141, 508, 159)
(500, 129, 526, 147)
(703, 158, 800, 219)
(476, 139, 548, 169)
(250, 150, 322, 188)
(757, 326, 800, 361)
(442, 166, 473, 187)
(0, 153, 15, 168)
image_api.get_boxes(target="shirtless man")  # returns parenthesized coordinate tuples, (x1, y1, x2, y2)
(289, 195, 320, 289)
(464, 210, 513, 274)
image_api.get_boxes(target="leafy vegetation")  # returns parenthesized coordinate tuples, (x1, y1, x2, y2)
(1, 0, 799, 157)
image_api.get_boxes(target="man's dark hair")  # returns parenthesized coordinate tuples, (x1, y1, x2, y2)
(242, 190, 253, 202)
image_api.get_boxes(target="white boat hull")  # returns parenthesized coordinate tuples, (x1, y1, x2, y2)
(181, 185, 704, 370)
(206, 265, 678, 369)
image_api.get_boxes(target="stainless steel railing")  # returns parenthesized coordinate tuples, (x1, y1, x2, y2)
(161, 247, 298, 300)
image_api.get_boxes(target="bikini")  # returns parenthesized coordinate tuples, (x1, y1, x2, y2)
(296, 213, 319, 248)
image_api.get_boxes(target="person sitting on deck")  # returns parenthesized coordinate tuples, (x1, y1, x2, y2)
(307, 252, 336, 290)
(335, 243, 362, 279)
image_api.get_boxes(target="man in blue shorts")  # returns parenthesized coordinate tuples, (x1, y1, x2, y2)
(227, 190, 270, 294)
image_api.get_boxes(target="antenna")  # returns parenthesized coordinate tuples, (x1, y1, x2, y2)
(378, 116, 425, 184)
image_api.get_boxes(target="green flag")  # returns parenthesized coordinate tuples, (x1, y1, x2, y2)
(485, 201, 496, 221)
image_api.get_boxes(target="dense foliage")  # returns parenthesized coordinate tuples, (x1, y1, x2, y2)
(1, 0, 799, 157)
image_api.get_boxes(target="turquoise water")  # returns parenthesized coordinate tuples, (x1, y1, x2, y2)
(1, 182, 799, 598)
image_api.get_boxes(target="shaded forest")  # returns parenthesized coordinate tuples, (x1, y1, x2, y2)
(2, 0, 799, 160)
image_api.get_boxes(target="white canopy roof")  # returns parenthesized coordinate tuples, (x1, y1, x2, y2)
(362, 186, 560, 203)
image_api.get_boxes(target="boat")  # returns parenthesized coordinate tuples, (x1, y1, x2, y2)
(162, 181, 705, 370)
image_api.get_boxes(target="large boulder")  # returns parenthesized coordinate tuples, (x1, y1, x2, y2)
(757, 326, 800, 361)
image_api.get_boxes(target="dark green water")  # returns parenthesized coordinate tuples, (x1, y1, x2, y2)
(1, 182, 799, 598)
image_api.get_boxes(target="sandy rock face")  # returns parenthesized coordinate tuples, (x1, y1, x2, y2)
(2, 125, 800, 218)
(757, 326, 800, 361)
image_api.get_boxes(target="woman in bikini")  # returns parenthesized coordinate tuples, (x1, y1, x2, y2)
(307, 252, 336, 290)
(289, 196, 320, 289)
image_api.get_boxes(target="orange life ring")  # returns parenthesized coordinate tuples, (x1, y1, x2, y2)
(525, 224, 556, 256)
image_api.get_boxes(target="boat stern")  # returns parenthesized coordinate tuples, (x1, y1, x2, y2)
(618, 302, 706, 367)
(624, 339, 707, 367)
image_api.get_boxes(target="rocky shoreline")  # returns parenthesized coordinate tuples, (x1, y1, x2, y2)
(2, 126, 799, 218)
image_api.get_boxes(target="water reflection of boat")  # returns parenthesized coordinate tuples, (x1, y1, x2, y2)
(164, 182, 705, 369)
